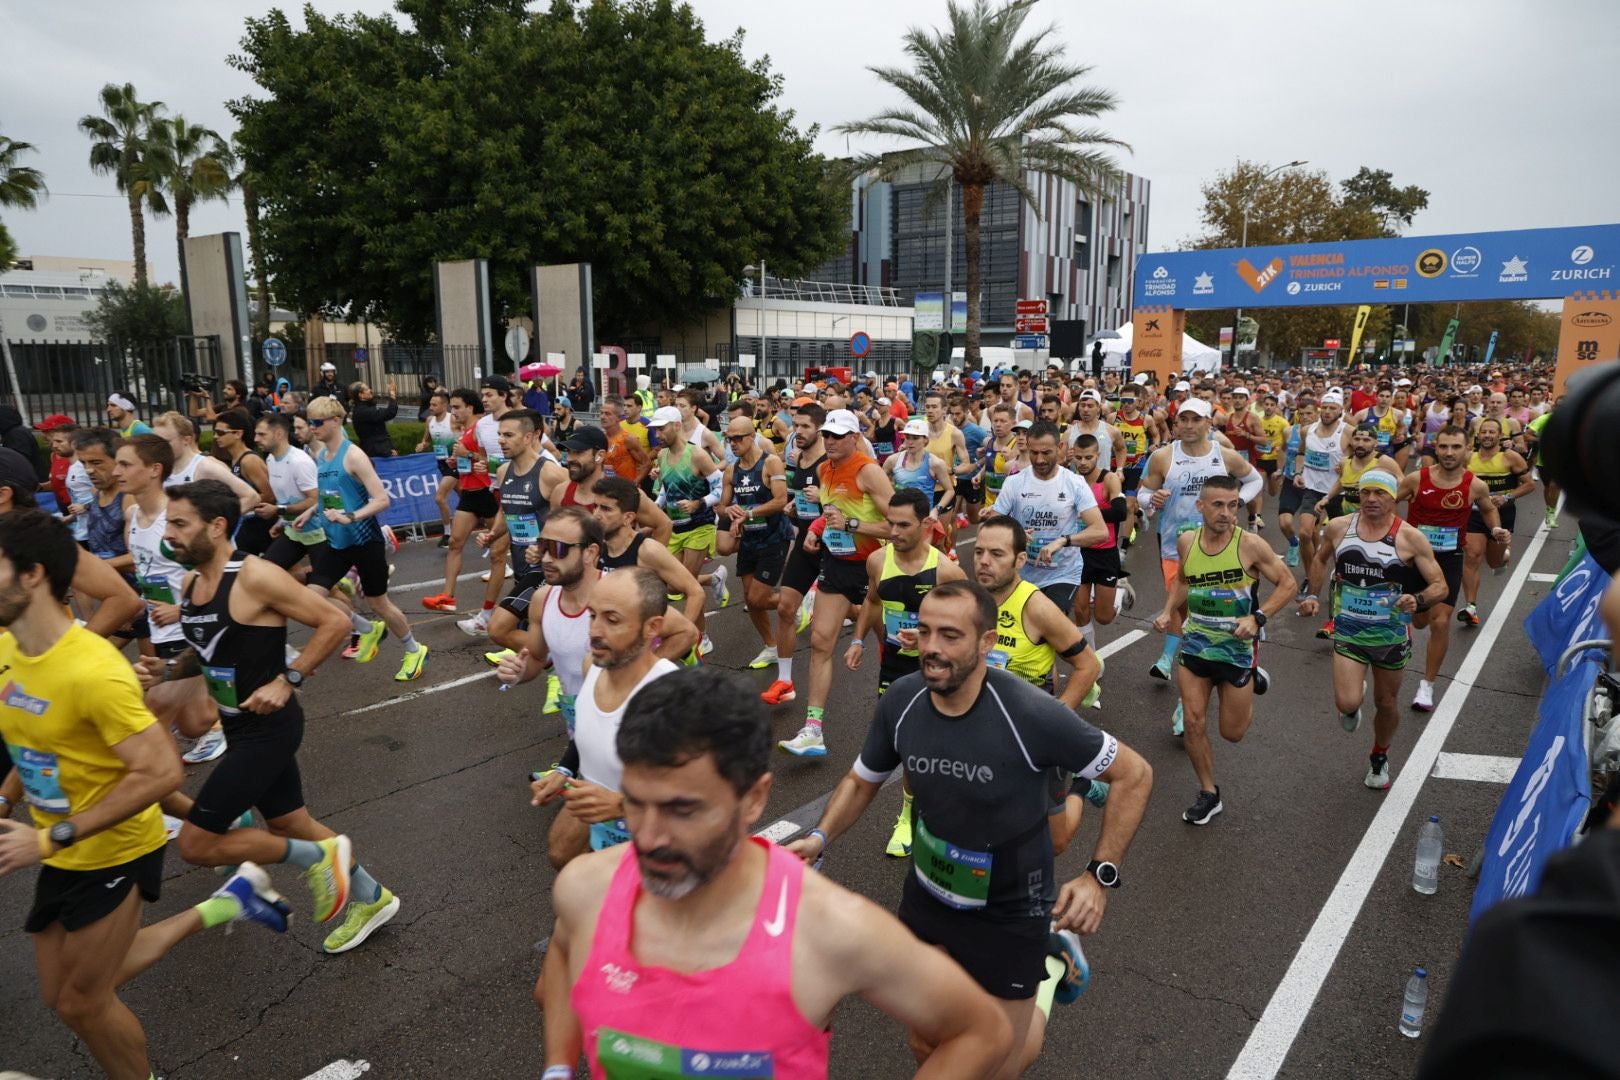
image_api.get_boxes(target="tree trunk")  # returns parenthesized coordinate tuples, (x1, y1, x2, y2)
(129, 190, 148, 290)
(242, 180, 271, 340)
(962, 182, 984, 370)
(176, 197, 193, 334)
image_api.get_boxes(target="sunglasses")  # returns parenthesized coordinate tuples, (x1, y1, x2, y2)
(539, 538, 588, 559)
(727, 432, 754, 442)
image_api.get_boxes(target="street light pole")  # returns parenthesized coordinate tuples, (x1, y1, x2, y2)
(1233, 159, 1307, 371)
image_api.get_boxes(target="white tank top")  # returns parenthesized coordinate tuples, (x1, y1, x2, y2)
(1158, 441, 1228, 559)
(540, 579, 596, 698)
(128, 505, 188, 644)
(164, 451, 204, 490)
(574, 658, 679, 792)
(1302, 420, 1346, 492)
(426, 413, 453, 442)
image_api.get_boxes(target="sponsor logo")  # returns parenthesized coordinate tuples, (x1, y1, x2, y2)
(104, 876, 127, 889)
(1144, 318, 1160, 332)
(1153, 266, 1169, 279)
(905, 754, 995, 783)
(1394, 278, 1408, 289)
(1499, 256, 1529, 284)
(1193, 272, 1215, 295)
(1572, 245, 1596, 265)
(1415, 249, 1447, 278)
(1450, 246, 1482, 277)
(1441, 490, 1467, 510)
(1236, 257, 1284, 292)
(1144, 265, 1178, 297)
(1, 680, 49, 716)
(1552, 266, 1613, 282)
(761, 879, 789, 937)
(1572, 311, 1614, 328)
(1286, 281, 1301, 295)
(599, 962, 639, 995)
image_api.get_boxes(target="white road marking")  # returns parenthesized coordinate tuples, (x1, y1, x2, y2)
(755, 819, 801, 843)
(390, 570, 486, 593)
(1226, 517, 1553, 1080)
(1432, 751, 1521, 784)
(1527, 572, 1558, 583)
(300, 1061, 370, 1080)
(341, 671, 496, 716)
(1097, 629, 1148, 659)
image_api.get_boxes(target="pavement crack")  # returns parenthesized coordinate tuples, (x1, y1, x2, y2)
(1117, 962, 1259, 1022)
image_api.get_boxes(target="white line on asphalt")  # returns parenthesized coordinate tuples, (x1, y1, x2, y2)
(1226, 516, 1553, 1080)
(341, 670, 496, 716)
(1527, 572, 1558, 583)
(1432, 751, 1522, 784)
(300, 1061, 370, 1080)
(391, 570, 486, 593)
(1097, 629, 1148, 659)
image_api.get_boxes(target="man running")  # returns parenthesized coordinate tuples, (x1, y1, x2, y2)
(1298, 470, 1446, 789)
(1292, 390, 1348, 583)
(1111, 387, 1152, 550)
(1069, 433, 1133, 655)
(253, 412, 326, 575)
(762, 403, 828, 697)
(792, 581, 1151, 1078)
(992, 419, 1106, 628)
(541, 665, 1014, 1078)
(0, 509, 288, 1080)
(475, 409, 569, 654)
(718, 414, 796, 669)
(151, 411, 257, 511)
(649, 404, 723, 649)
(1459, 417, 1533, 627)
(1153, 475, 1292, 825)
(1274, 398, 1317, 568)
(421, 388, 500, 616)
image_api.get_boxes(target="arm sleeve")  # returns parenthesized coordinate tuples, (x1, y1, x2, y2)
(702, 468, 723, 508)
(1238, 466, 1265, 502)
(1099, 496, 1128, 524)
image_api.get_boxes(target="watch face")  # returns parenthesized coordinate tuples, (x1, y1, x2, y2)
(1094, 861, 1119, 886)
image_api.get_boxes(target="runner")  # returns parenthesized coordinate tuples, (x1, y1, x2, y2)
(1254, 392, 1289, 513)
(0, 509, 289, 1080)
(1292, 391, 1348, 587)
(298, 396, 428, 682)
(1316, 423, 1400, 524)
(104, 391, 152, 438)
(1065, 390, 1126, 474)
(1111, 387, 1152, 551)
(413, 388, 457, 546)
(780, 409, 894, 758)
(138, 479, 400, 953)
(253, 412, 326, 575)
(598, 395, 651, 484)
(1298, 470, 1446, 789)
(1152, 475, 1292, 825)
(1352, 382, 1411, 469)
(1458, 417, 1533, 626)
(1069, 434, 1134, 656)
(991, 418, 1106, 624)
(762, 403, 827, 699)
(540, 664, 1014, 1079)
(1524, 402, 1559, 528)
(792, 581, 1152, 1078)
(921, 390, 968, 548)
(589, 477, 704, 621)
(885, 418, 955, 524)
(475, 408, 570, 656)
(717, 415, 797, 668)
(977, 403, 1020, 513)
(947, 394, 990, 528)
(649, 404, 723, 648)
(1275, 398, 1317, 568)
(1399, 426, 1509, 711)
(209, 409, 275, 556)
(151, 412, 257, 510)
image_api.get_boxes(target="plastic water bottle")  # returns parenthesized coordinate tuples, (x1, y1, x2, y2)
(1400, 968, 1429, 1037)
(1413, 815, 1443, 895)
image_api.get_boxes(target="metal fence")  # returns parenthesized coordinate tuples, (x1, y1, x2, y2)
(1, 336, 222, 426)
(611, 337, 914, 390)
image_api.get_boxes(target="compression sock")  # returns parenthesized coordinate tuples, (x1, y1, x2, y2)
(1159, 633, 1181, 665)
(777, 657, 794, 682)
(806, 706, 824, 732)
(194, 894, 242, 930)
(1372, 743, 1390, 757)
(1035, 954, 1065, 1020)
(482, 600, 495, 612)
(1080, 621, 1097, 649)
(283, 838, 325, 869)
(400, 634, 419, 653)
(349, 862, 383, 904)
(900, 789, 913, 824)
(350, 610, 373, 634)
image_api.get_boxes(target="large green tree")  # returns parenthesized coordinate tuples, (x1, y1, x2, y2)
(0, 133, 48, 269)
(228, 0, 844, 342)
(153, 116, 234, 320)
(836, 0, 1124, 367)
(79, 83, 172, 289)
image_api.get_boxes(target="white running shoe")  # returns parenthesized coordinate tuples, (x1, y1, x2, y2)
(162, 813, 185, 841)
(708, 565, 729, 609)
(778, 726, 827, 757)
(182, 728, 227, 764)
(1413, 680, 1435, 712)
(480, 563, 512, 583)
(748, 645, 779, 669)
(699, 633, 715, 657)
(457, 611, 491, 637)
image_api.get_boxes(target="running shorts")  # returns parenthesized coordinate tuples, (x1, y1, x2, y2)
(1334, 635, 1412, 671)
(1296, 488, 1331, 520)
(1121, 466, 1143, 498)
(737, 539, 790, 588)
(456, 488, 499, 521)
(1180, 650, 1256, 687)
(1468, 503, 1516, 535)
(817, 554, 870, 606)
(1161, 558, 1181, 593)
(307, 538, 390, 598)
(1416, 551, 1464, 611)
(1038, 581, 1080, 615)
(780, 528, 821, 596)
(1256, 457, 1278, 476)
(25, 846, 164, 933)
(1080, 546, 1127, 588)
(897, 876, 1047, 1000)
(188, 706, 307, 833)
(262, 534, 326, 571)
(1277, 481, 1305, 517)
(667, 523, 717, 557)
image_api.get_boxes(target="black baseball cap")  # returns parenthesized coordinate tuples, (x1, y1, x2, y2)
(0, 447, 39, 509)
(560, 425, 608, 452)
(479, 374, 513, 394)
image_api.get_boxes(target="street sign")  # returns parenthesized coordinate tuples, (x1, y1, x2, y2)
(738, 353, 756, 369)
(1014, 317, 1048, 334)
(1324, 338, 1341, 348)
(849, 331, 872, 358)
(1012, 334, 1049, 350)
(592, 353, 611, 369)
(353, 347, 368, 364)
(1016, 299, 1049, 316)
(505, 326, 531, 364)
(628, 353, 646, 368)
(261, 337, 287, 367)
(656, 354, 677, 370)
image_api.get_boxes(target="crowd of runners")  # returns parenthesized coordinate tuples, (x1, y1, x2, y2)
(0, 358, 1564, 1077)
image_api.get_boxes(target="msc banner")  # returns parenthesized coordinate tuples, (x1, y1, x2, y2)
(373, 452, 455, 528)
(1132, 223, 1620, 310)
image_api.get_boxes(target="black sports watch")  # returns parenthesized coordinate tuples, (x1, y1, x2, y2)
(1252, 610, 1269, 629)
(283, 668, 306, 688)
(1086, 859, 1120, 888)
(49, 821, 77, 849)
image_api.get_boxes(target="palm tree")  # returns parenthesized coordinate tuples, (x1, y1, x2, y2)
(836, 0, 1126, 367)
(154, 116, 235, 322)
(0, 133, 47, 270)
(79, 83, 172, 289)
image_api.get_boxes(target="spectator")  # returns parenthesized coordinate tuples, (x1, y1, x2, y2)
(33, 416, 78, 509)
(523, 379, 552, 416)
(416, 375, 441, 422)
(309, 362, 346, 404)
(552, 398, 577, 441)
(187, 378, 260, 424)
(569, 369, 596, 411)
(349, 378, 400, 458)
(251, 377, 279, 416)
(279, 390, 307, 415)
(0, 406, 44, 482)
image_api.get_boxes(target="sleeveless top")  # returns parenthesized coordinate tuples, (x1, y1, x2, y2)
(573, 838, 830, 1079)
(500, 456, 548, 570)
(574, 659, 678, 794)
(1180, 527, 1256, 669)
(1115, 413, 1148, 467)
(561, 481, 598, 512)
(817, 452, 881, 561)
(1368, 406, 1402, 450)
(1301, 420, 1346, 493)
(1332, 514, 1415, 649)
(128, 505, 188, 645)
(987, 579, 1055, 689)
(181, 553, 289, 726)
(455, 426, 493, 492)
(1158, 440, 1228, 560)
(982, 436, 1018, 506)
(426, 413, 455, 464)
(540, 582, 595, 699)
(889, 450, 936, 505)
(1467, 449, 1516, 495)
(869, 417, 897, 459)
(1338, 453, 1381, 512)
(731, 454, 792, 548)
(785, 450, 826, 530)
(314, 439, 379, 549)
(600, 533, 646, 573)
(877, 545, 939, 660)
(164, 452, 204, 490)
(1423, 403, 1449, 436)
(1087, 474, 1117, 549)
(658, 444, 715, 533)
(1406, 466, 1473, 554)
(84, 491, 127, 561)
(925, 422, 959, 470)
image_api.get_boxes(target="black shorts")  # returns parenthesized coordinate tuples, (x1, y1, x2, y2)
(878, 649, 920, 692)
(1296, 487, 1332, 520)
(262, 534, 327, 571)
(437, 459, 458, 479)
(898, 876, 1048, 1000)
(188, 705, 306, 833)
(738, 539, 790, 587)
(233, 516, 275, 556)
(1180, 650, 1256, 687)
(1038, 581, 1080, 613)
(307, 538, 390, 598)
(817, 553, 870, 606)
(780, 527, 821, 596)
(25, 845, 164, 933)
(1333, 635, 1412, 671)
(1417, 551, 1465, 610)
(1468, 503, 1516, 535)
(1256, 457, 1278, 475)
(151, 636, 190, 660)
(1121, 466, 1144, 498)
(499, 570, 548, 623)
(1277, 481, 1304, 516)
(456, 487, 499, 521)
(1080, 547, 1127, 587)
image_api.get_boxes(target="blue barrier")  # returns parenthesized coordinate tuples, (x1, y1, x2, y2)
(372, 452, 456, 529)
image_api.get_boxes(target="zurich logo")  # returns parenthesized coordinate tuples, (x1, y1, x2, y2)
(1286, 281, 1302, 295)
(1152, 266, 1169, 280)
(1572, 245, 1595, 265)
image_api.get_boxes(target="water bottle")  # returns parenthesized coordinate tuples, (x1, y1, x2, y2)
(1413, 815, 1443, 895)
(1399, 968, 1428, 1037)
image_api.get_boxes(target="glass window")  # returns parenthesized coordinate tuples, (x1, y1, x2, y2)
(32, 286, 63, 299)
(2, 284, 34, 297)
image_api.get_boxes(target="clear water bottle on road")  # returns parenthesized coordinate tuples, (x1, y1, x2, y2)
(1413, 815, 1443, 894)
(1400, 968, 1429, 1037)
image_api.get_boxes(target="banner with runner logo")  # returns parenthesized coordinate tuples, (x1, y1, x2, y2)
(372, 452, 458, 528)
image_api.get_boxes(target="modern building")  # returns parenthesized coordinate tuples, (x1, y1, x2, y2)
(0, 257, 133, 343)
(817, 159, 1151, 359)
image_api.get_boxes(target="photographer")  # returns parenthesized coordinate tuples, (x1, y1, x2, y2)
(185, 378, 258, 425)
(349, 378, 400, 459)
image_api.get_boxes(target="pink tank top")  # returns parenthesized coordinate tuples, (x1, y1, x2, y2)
(1088, 474, 1117, 549)
(572, 837, 831, 1078)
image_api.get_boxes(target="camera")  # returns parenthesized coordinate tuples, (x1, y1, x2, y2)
(179, 371, 219, 396)
(1540, 362, 1620, 521)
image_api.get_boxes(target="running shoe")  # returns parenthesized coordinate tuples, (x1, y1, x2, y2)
(1253, 666, 1270, 696)
(885, 801, 912, 858)
(394, 645, 428, 682)
(480, 563, 512, 583)
(484, 648, 517, 666)
(1364, 752, 1392, 790)
(1082, 779, 1110, 809)
(341, 633, 360, 660)
(1253, 515, 1265, 530)
(422, 593, 458, 612)
(1048, 927, 1090, 1004)
(1284, 545, 1301, 567)
(182, 728, 228, 764)
(778, 726, 826, 757)
(1183, 787, 1223, 825)
(438, 534, 450, 548)
(1341, 706, 1363, 733)
(456, 610, 491, 637)
(214, 863, 291, 933)
(1171, 701, 1184, 737)
(1495, 548, 1511, 575)
(334, 573, 356, 599)
(760, 679, 797, 705)
(163, 813, 185, 841)
(1149, 654, 1174, 681)
(1316, 618, 1335, 639)
(1412, 680, 1435, 712)
(321, 887, 401, 954)
(748, 645, 780, 670)
(543, 672, 561, 715)
(285, 644, 302, 667)
(1544, 508, 1558, 529)
(305, 835, 353, 924)
(797, 588, 815, 633)
(1297, 578, 1311, 597)
(1117, 578, 1136, 612)
(708, 565, 729, 610)
(699, 633, 715, 657)
(1080, 655, 1105, 710)
(1458, 604, 1480, 627)
(352, 620, 388, 663)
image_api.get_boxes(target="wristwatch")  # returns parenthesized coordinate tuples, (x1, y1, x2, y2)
(283, 668, 306, 688)
(1086, 859, 1120, 888)
(49, 822, 77, 849)
(1252, 610, 1268, 629)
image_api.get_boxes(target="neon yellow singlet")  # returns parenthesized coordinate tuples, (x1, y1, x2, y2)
(1467, 449, 1515, 495)
(987, 580, 1055, 687)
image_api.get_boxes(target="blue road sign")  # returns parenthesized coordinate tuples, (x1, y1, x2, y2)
(353, 347, 369, 364)
(261, 337, 287, 367)
(849, 332, 872, 358)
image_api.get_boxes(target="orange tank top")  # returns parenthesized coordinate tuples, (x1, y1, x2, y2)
(818, 452, 883, 560)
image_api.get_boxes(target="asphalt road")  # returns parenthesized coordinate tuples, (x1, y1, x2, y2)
(0, 490, 1580, 1079)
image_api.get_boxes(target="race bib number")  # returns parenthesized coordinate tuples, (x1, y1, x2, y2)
(883, 607, 918, 648)
(508, 514, 541, 545)
(432, 439, 452, 461)
(320, 490, 346, 511)
(10, 746, 69, 814)
(822, 528, 856, 556)
(1376, 430, 1392, 448)
(1304, 448, 1331, 470)
(589, 818, 632, 851)
(913, 816, 992, 910)
(873, 441, 894, 457)
(792, 490, 819, 519)
(742, 515, 769, 533)
(455, 454, 473, 475)
(136, 576, 176, 606)
(1417, 523, 1459, 552)
(1341, 583, 1401, 620)
(596, 1029, 775, 1079)
(986, 648, 1010, 670)
(203, 665, 240, 712)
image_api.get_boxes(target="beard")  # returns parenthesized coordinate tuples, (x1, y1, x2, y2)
(591, 632, 647, 670)
(543, 559, 583, 587)
(635, 814, 741, 900)
(0, 582, 29, 627)
(167, 533, 213, 569)
(566, 458, 593, 483)
(920, 648, 978, 696)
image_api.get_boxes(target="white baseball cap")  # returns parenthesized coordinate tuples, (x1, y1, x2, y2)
(877, 396, 892, 406)
(1320, 390, 1345, 406)
(820, 409, 861, 437)
(1174, 380, 1192, 392)
(1395, 377, 1413, 387)
(1079, 389, 1103, 402)
(1467, 384, 1484, 394)
(902, 418, 931, 438)
(649, 406, 683, 428)
(1178, 398, 1213, 419)
(1133, 372, 1151, 385)
(1232, 386, 1251, 396)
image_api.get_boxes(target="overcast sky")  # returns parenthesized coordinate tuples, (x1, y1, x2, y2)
(3, 0, 1616, 290)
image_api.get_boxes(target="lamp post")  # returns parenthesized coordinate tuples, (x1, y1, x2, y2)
(744, 261, 768, 374)
(1233, 159, 1307, 370)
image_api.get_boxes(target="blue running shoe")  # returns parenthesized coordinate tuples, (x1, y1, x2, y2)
(1049, 927, 1091, 1004)
(214, 863, 290, 933)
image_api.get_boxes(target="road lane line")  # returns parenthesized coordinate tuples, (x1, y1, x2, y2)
(1226, 516, 1553, 1080)
(1527, 572, 1558, 583)
(390, 569, 491, 593)
(1432, 751, 1521, 784)
(300, 1061, 370, 1080)
(1098, 629, 1147, 659)
(341, 670, 496, 716)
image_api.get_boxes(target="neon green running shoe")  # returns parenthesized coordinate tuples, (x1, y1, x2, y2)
(484, 648, 517, 667)
(305, 835, 352, 924)
(352, 620, 387, 664)
(885, 799, 913, 858)
(1080, 655, 1105, 710)
(394, 644, 428, 682)
(543, 672, 562, 715)
(321, 887, 400, 954)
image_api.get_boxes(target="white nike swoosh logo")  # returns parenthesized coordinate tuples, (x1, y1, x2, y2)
(762, 878, 789, 937)
(104, 877, 125, 889)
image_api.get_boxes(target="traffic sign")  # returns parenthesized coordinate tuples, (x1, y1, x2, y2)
(849, 331, 872, 358)
(353, 347, 368, 364)
(1016, 299, 1049, 316)
(1012, 334, 1049, 350)
(505, 326, 531, 364)
(1015, 317, 1048, 334)
(261, 337, 287, 367)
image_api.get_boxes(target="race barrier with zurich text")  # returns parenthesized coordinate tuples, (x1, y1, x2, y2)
(372, 452, 458, 530)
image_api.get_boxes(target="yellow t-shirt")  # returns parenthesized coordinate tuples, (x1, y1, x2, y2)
(0, 625, 165, 871)
(1258, 414, 1288, 461)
